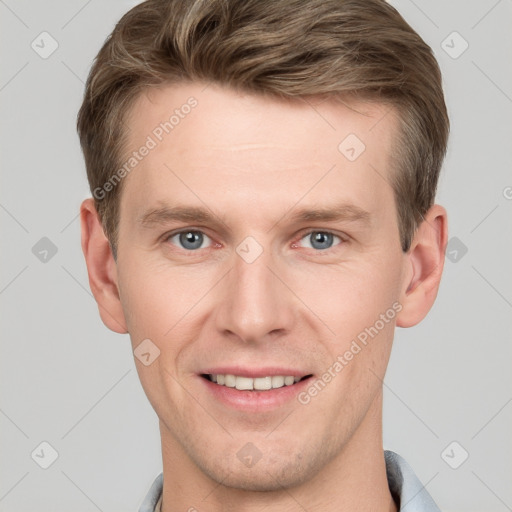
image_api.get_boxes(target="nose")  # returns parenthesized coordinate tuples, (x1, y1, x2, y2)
(214, 245, 295, 344)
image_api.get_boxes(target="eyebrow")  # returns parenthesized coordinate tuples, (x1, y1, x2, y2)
(287, 204, 371, 225)
(137, 205, 218, 228)
(137, 202, 371, 229)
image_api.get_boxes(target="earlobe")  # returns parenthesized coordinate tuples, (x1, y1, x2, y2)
(80, 198, 128, 334)
(396, 204, 448, 328)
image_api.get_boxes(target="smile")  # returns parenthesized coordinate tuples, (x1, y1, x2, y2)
(203, 374, 311, 390)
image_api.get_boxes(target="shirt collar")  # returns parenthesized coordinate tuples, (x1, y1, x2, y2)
(385, 450, 441, 511)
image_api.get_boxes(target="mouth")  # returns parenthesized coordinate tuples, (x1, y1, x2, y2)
(198, 370, 314, 412)
(201, 373, 312, 390)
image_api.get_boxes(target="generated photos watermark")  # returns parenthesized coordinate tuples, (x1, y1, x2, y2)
(297, 301, 403, 405)
(93, 96, 198, 200)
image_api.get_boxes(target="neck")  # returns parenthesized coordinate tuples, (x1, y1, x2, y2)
(159, 391, 397, 512)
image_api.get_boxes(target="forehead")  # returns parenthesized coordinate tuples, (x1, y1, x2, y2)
(120, 82, 399, 225)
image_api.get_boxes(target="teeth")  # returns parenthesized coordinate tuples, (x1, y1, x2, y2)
(254, 377, 272, 390)
(208, 374, 304, 391)
(224, 374, 236, 387)
(271, 376, 285, 388)
(235, 376, 253, 390)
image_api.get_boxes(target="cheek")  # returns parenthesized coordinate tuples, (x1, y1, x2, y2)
(117, 260, 205, 408)
(297, 257, 403, 348)
(118, 257, 208, 338)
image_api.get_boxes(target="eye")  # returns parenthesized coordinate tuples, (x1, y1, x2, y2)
(298, 231, 342, 250)
(168, 230, 212, 250)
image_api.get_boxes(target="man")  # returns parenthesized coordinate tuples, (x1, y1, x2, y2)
(78, 0, 449, 510)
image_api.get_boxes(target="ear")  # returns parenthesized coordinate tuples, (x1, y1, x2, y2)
(80, 198, 128, 334)
(396, 204, 448, 328)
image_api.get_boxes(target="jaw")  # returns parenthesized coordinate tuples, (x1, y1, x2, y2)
(157, 387, 388, 508)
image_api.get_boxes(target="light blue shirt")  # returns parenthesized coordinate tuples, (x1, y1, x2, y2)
(139, 450, 441, 511)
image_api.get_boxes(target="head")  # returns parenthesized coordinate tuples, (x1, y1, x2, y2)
(79, 0, 448, 494)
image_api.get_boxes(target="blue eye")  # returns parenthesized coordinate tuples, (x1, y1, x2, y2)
(169, 231, 211, 250)
(299, 231, 341, 250)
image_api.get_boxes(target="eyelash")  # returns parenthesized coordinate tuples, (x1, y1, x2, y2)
(162, 228, 346, 252)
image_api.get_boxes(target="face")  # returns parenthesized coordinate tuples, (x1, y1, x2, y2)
(115, 83, 409, 490)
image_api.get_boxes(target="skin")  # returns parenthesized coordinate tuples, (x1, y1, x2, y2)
(81, 82, 447, 512)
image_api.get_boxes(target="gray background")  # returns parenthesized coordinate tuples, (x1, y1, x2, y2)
(0, 0, 511, 511)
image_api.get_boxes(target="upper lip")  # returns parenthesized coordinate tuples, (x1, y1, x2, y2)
(200, 367, 312, 379)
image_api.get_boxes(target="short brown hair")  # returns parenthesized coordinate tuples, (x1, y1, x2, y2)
(77, 0, 449, 258)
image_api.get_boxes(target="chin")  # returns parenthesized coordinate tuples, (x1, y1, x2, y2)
(203, 463, 307, 492)
(190, 444, 325, 493)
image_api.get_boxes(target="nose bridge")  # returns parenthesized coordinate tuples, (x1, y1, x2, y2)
(216, 243, 292, 342)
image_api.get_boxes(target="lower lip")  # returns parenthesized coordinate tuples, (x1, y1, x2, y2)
(200, 376, 312, 412)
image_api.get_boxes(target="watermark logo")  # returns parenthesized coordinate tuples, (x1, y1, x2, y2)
(134, 338, 161, 366)
(31, 441, 59, 469)
(31, 31, 59, 59)
(338, 133, 366, 162)
(236, 442, 263, 468)
(441, 441, 469, 469)
(236, 236, 263, 264)
(32, 237, 58, 263)
(441, 31, 469, 60)
(446, 236, 468, 263)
